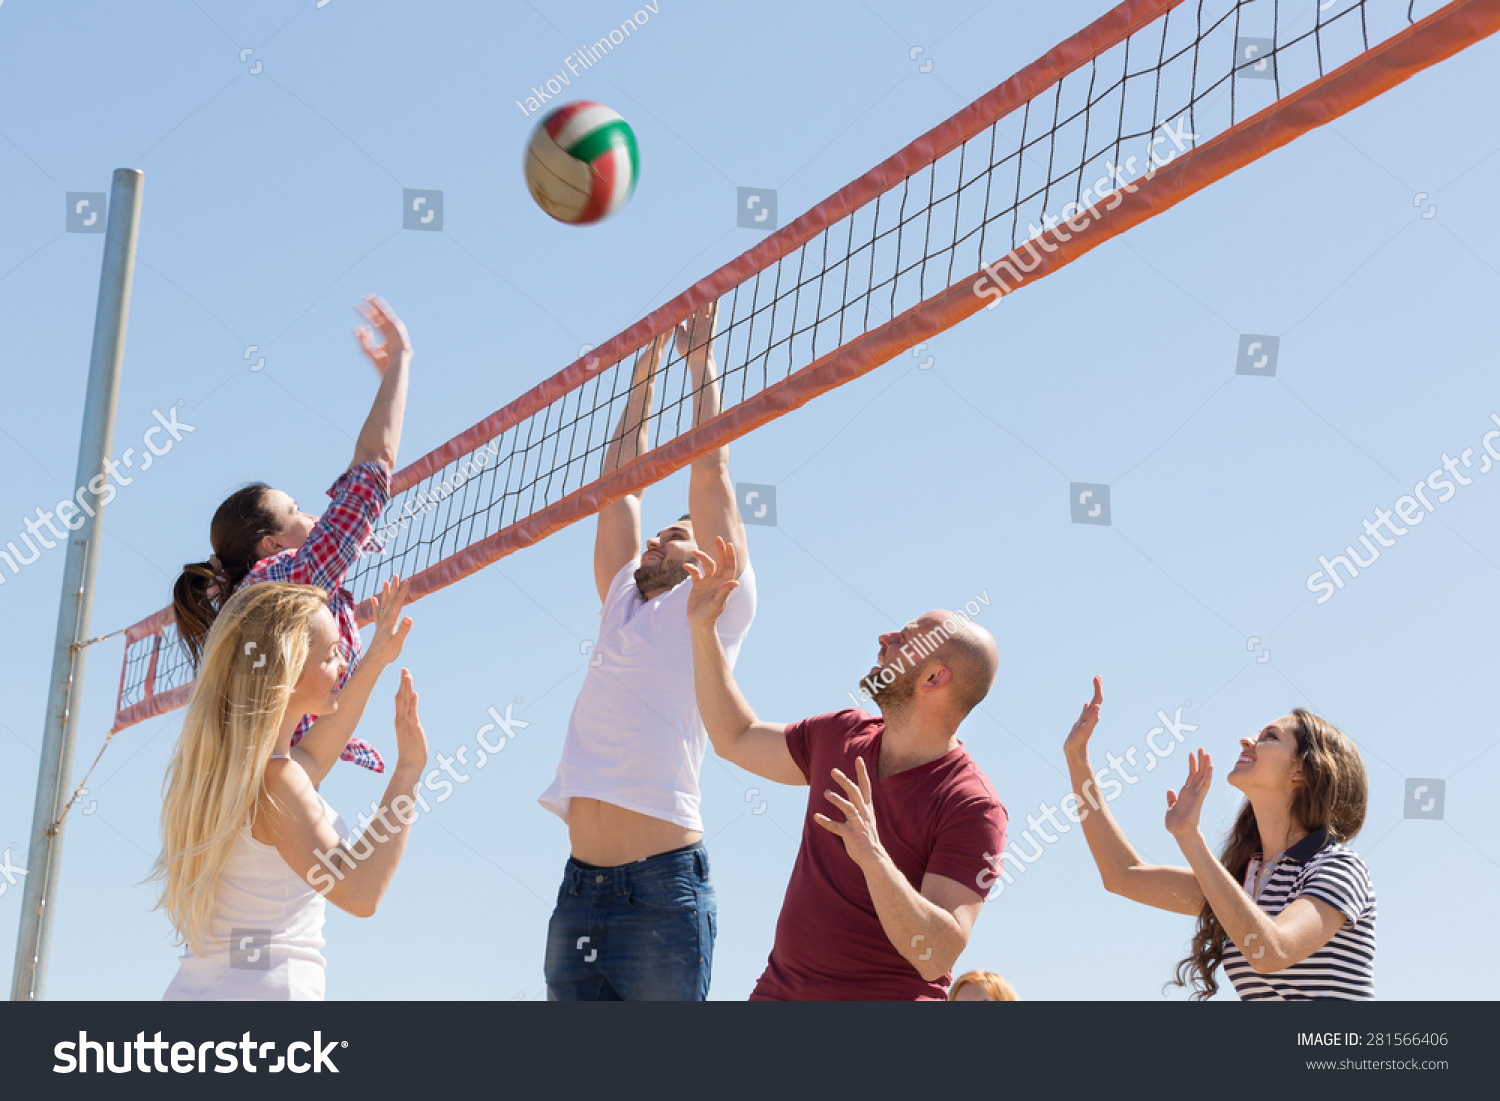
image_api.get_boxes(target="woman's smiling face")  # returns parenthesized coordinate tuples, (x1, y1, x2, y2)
(288, 606, 346, 717)
(1226, 714, 1301, 796)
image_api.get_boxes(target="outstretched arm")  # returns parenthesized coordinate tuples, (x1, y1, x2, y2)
(678, 302, 747, 577)
(291, 575, 411, 787)
(261, 670, 429, 918)
(594, 336, 667, 603)
(1064, 676, 1204, 915)
(685, 539, 801, 784)
(352, 296, 413, 472)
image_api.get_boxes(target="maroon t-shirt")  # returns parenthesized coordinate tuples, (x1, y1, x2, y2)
(751, 709, 1008, 1001)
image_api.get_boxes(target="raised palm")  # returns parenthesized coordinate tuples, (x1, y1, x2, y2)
(1064, 675, 1104, 758)
(684, 537, 739, 629)
(354, 295, 412, 376)
(1164, 749, 1212, 836)
(674, 300, 718, 365)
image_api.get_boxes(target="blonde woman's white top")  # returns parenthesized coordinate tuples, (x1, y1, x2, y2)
(164, 778, 351, 1002)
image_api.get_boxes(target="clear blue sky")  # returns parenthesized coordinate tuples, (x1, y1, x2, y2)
(1, 0, 1496, 1001)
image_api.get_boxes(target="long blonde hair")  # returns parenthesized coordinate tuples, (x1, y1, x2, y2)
(152, 581, 330, 955)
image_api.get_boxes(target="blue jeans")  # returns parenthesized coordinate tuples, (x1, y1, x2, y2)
(544, 842, 717, 1001)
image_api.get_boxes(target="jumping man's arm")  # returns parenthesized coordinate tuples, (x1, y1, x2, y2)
(594, 336, 667, 602)
(678, 302, 747, 575)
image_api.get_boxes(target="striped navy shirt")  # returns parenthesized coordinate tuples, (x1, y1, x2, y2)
(1222, 827, 1376, 1000)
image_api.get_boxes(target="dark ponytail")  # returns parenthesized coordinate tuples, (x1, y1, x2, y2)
(172, 483, 280, 667)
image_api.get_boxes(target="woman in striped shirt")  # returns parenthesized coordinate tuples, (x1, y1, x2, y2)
(170, 296, 411, 777)
(1063, 676, 1375, 1000)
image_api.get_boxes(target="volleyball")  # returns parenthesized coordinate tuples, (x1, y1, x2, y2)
(523, 101, 639, 225)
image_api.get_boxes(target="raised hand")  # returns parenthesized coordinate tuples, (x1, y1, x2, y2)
(673, 300, 718, 368)
(354, 295, 412, 377)
(683, 536, 739, 630)
(637, 331, 670, 377)
(393, 669, 428, 772)
(365, 574, 413, 668)
(1064, 675, 1104, 760)
(813, 756, 885, 870)
(1165, 749, 1212, 837)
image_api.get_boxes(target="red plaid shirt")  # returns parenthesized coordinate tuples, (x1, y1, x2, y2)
(236, 460, 391, 772)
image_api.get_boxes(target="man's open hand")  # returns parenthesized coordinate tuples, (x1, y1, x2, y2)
(684, 536, 739, 631)
(814, 756, 886, 871)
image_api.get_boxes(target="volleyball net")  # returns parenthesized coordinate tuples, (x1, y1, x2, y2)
(111, 0, 1500, 732)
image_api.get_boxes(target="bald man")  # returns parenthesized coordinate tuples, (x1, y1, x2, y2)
(685, 539, 1008, 1000)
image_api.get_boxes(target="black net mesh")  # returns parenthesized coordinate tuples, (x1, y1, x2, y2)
(117, 0, 1444, 722)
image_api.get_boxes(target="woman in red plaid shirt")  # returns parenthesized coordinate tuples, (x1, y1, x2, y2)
(171, 296, 413, 775)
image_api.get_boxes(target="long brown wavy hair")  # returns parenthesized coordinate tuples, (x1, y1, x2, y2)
(1170, 709, 1367, 1000)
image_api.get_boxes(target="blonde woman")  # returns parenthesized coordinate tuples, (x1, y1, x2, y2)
(1064, 676, 1375, 1000)
(155, 577, 425, 1000)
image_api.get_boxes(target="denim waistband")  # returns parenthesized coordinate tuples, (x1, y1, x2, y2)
(563, 841, 708, 894)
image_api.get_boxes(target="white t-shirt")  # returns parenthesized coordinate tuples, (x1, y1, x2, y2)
(539, 555, 756, 831)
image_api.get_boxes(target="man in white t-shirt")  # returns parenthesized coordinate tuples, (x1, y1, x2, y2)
(539, 300, 753, 1000)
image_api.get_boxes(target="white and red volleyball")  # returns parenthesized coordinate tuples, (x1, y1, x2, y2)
(523, 101, 640, 226)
